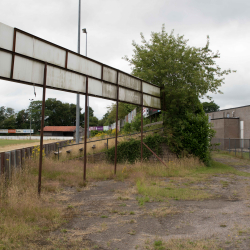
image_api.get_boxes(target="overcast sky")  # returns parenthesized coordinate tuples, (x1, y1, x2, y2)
(0, 0, 249, 119)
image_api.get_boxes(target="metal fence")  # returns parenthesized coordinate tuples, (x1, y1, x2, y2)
(211, 138, 250, 158)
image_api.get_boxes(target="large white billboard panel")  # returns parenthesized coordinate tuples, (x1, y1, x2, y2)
(15, 32, 66, 67)
(119, 87, 141, 105)
(143, 94, 161, 109)
(0, 22, 13, 51)
(88, 78, 102, 96)
(118, 73, 141, 91)
(13, 56, 44, 85)
(67, 52, 102, 79)
(0, 51, 12, 78)
(103, 67, 117, 84)
(47, 66, 86, 93)
(143, 82, 160, 97)
(102, 83, 117, 99)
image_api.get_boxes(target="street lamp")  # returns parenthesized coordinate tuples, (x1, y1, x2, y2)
(82, 28, 89, 138)
(29, 99, 34, 140)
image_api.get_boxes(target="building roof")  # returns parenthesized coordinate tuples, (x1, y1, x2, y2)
(43, 126, 77, 132)
(207, 104, 250, 114)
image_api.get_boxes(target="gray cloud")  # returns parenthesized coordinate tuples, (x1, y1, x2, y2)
(0, 0, 249, 119)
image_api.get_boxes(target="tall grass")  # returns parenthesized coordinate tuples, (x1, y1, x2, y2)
(0, 163, 63, 249)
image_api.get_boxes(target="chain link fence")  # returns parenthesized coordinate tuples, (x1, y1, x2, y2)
(211, 138, 250, 159)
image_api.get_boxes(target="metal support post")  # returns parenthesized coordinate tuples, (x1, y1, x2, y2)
(38, 63, 47, 195)
(76, 94, 80, 143)
(114, 73, 119, 175)
(141, 81, 143, 162)
(229, 138, 230, 153)
(83, 77, 88, 181)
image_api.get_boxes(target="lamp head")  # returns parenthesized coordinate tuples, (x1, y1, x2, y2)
(82, 28, 87, 33)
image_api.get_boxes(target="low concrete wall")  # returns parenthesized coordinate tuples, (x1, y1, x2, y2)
(0, 136, 74, 140)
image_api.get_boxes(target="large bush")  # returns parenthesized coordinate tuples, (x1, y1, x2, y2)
(105, 134, 167, 163)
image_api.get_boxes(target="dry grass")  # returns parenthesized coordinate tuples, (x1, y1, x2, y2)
(144, 238, 219, 250)
(1, 154, 232, 249)
(0, 165, 64, 249)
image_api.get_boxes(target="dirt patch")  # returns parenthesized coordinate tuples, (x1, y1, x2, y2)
(30, 156, 250, 249)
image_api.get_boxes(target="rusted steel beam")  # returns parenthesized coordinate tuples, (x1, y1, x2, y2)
(38, 63, 47, 195)
(84, 77, 88, 181)
(65, 50, 68, 69)
(10, 28, 17, 79)
(114, 73, 119, 174)
(142, 142, 167, 167)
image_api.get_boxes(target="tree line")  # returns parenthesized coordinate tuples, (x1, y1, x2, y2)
(0, 99, 138, 133)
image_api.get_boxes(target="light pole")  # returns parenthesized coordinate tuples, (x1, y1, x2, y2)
(76, 0, 81, 144)
(82, 28, 89, 138)
(29, 98, 34, 140)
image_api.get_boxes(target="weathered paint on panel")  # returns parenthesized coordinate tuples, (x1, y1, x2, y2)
(103, 67, 117, 84)
(0, 22, 14, 51)
(13, 56, 44, 85)
(118, 73, 141, 91)
(0, 51, 12, 78)
(102, 83, 117, 99)
(15, 32, 66, 67)
(142, 82, 160, 97)
(119, 87, 141, 105)
(88, 78, 102, 96)
(143, 94, 161, 109)
(47, 65, 86, 93)
(67, 52, 102, 79)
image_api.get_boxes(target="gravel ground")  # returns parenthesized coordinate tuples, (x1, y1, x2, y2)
(37, 155, 250, 249)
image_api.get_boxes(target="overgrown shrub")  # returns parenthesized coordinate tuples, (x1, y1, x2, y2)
(105, 134, 167, 163)
(163, 101, 215, 166)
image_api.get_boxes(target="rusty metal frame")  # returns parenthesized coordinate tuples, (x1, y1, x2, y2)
(0, 24, 163, 193)
(83, 77, 88, 181)
(10, 28, 17, 79)
(13, 27, 160, 89)
(0, 48, 160, 111)
(38, 63, 47, 195)
(142, 142, 167, 167)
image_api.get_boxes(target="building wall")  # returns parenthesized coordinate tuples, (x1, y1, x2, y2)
(224, 119, 239, 138)
(211, 119, 224, 138)
(208, 105, 250, 139)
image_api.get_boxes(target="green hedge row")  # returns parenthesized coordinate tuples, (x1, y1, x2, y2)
(105, 134, 167, 163)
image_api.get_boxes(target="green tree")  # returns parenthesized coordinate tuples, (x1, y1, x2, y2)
(124, 25, 235, 165)
(82, 107, 99, 127)
(104, 103, 135, 125)
(16, 109, 30, 129)
(0, 106, 16, 129)
(202, 101, 220, 113)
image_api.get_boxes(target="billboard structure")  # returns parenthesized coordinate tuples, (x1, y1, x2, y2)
(0, 22, 162, 194)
